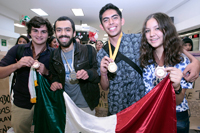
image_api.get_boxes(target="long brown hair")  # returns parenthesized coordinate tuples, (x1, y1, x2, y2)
(140, 12, 183, 68)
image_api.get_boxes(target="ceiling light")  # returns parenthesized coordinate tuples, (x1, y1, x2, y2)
(104, 34, 108, 36)
(72, 9, 84, 16)
(81, 24, 88, 27)
(31, 8, 48, 16)
(120, 9, 123, 12)
(14, 23, 25, 28)
(21, 34, 27, 36)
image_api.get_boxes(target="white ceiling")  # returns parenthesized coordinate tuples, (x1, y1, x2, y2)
(0, 0, 190, 42)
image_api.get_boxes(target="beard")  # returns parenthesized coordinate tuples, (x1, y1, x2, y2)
(57, 35, 74, 48)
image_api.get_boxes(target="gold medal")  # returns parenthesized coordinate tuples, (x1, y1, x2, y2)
(61, 47, 79, 84)
(155, 66, 166, 79)
(69, 71, 78, 84)
(108, 62, 117, 73)
(69, 79, 79, 84)
(153, 52, 166, 79)
(108, 32, 122, 73)
(32, 61, 40, 69)
(70, 71, 77, 80)
(69, 71, 79, 84)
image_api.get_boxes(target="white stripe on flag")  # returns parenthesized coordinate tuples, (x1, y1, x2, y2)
(28, 67, 36, 102)
(63, 92, 117, 133)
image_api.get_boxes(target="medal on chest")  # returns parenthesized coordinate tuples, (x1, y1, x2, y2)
(32, 61, 40, 69)
(69, 71, 79, 84)
(108, 62, 118, 73)
(62, 48, 79, 84)
(155, 66, 166, 79)
(154, 52, 166, 79)
(107, 32, 122, 73)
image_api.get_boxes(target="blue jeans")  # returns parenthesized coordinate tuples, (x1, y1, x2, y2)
(176, 110, 190, 133)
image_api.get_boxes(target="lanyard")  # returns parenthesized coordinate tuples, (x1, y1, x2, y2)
(61, 47, 74, 72)
(108, 32, 123, 61)
(153, 51, 165, 66)
(32, 44, 46, 60)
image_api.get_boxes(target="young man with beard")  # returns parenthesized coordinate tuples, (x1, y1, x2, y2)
(0, 16, 53, 133)
(97, 3, 200, 115)
(49, 16, 100, 115)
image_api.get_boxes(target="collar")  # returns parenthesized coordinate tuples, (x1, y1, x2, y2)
(53, 42, 79, 62)
(25, 41, 52, 51)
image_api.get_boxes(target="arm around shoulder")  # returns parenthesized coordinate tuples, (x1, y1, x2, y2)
(183, 49, 200, 82)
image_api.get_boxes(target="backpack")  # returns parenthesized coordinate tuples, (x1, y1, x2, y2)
(16, 44, 26, 61)
(10, 44, 26, 95)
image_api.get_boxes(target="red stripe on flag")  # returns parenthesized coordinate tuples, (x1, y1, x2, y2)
(115, 75, 177, 133)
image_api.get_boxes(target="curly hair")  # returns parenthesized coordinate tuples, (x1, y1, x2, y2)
(140, 12, 183, 68)
(26, 16, 53, 37)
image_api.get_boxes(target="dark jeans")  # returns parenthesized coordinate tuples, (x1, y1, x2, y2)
(176, 110, 190, 133)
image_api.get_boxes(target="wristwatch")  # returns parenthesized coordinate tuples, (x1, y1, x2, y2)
(175, 86, 182, 95)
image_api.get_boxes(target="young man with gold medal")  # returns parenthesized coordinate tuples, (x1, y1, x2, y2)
(97, 4, 146, 115)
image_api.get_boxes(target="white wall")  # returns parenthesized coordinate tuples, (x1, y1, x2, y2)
(168, 0, 200, 33)
(0, 4, 20, 51)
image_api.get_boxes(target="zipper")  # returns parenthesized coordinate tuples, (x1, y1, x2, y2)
(76, 60, 89, 67)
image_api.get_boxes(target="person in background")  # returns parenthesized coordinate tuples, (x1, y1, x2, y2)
(95, 40, 104, 52)
(182, 37, 193, 51)
(95, 40, 107, 116)
(140, 12, 193, 133)
(48, 36, 58, 49)
(15, 35, 30, 45)
(49, 16, 100, 115)
(75, 37, 82, 44)
(0, 16, 53, 133)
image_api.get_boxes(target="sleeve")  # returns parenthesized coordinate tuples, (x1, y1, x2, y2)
(49, 50, 60, 84)
(143, 65, 155, 95)
(0, 45, 18, 66)
(96, 48, 109, 76)
(85, 46, 100, 83)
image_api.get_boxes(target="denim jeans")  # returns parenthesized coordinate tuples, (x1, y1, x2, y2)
(176, 110, 190, 133)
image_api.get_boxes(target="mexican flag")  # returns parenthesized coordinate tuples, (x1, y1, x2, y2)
(34, 74, 177, 133)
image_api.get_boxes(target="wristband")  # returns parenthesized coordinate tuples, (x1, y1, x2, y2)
(175, 86, 182, 95)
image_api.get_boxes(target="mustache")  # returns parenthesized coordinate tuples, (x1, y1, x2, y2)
(59, 35, 70, 39)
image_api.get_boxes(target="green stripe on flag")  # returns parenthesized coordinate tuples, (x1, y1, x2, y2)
(34, 73, 66, 133)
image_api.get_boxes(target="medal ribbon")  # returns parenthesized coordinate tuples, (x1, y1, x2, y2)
(153, 51, 165, 66)
(61, 47, 74, 73)
(108, 32, 123, 61)
(32, 44, 46, 60)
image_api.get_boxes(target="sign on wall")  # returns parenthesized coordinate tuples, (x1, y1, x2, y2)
(1, 39, 7, 46)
